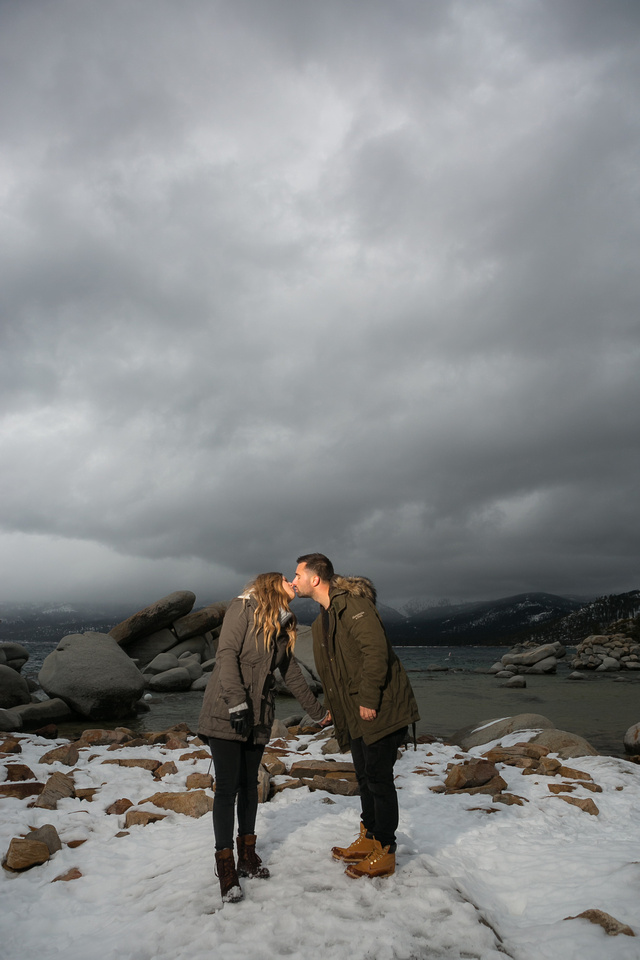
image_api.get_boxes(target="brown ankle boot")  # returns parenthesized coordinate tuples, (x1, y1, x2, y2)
(236, 834, 270, 879)
(215, 848, 243, 902)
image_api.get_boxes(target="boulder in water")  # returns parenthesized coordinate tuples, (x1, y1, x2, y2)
(39, 634, 145, 720)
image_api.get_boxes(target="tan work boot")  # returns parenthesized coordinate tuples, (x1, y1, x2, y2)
(344, 840, 395, 878)
(236, 834, 270, 879)
(331, 822, 376, 863)
(215, 848, 243, 902)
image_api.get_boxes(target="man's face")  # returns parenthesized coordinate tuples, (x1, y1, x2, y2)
(292, 562, 316, 599)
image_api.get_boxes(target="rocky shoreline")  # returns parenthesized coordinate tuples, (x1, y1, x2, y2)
(0, 590, 321, 734)
(2, 591, 639, 759)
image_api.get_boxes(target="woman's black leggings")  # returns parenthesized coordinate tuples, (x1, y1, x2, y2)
(206, 736, 266, 850)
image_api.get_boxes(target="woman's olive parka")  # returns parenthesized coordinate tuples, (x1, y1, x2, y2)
(198, 595, 325, 745)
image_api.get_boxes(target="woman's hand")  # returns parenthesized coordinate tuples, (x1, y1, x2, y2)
(229, 702, 250, 735)
(319, 711, 332, 728)
(359, 706, 377, 721)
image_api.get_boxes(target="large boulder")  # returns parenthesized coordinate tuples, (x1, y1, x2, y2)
(0, 707, 23, 732)
(0, 664, 31, 709)
(451, 713, 556, 751)
(623, 722, 640, 755)
(145, 652, 180, 675)
(123, 629, 180, 669)
(39, 633, 145, 720)
(501, 642, 565, 667)
(109, 591, 196, 645)
(146, 667, 193, 692)
(529, 728, 598, 758)
(0, 642, 30, 672)
(172, 602, 227, 641)
(11, 698, 73, 728)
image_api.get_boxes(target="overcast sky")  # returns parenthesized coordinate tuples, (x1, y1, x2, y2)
(1, 0, 639, 610)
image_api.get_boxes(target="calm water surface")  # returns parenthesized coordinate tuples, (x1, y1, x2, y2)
(47, 645, 637, 758)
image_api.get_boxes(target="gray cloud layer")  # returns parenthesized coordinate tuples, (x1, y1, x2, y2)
(1, 0, 639, 606)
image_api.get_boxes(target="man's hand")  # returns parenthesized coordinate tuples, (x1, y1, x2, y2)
(360, 705, 377, 721)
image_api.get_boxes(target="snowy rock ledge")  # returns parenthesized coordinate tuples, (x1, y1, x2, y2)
(2, 716, 640, 960)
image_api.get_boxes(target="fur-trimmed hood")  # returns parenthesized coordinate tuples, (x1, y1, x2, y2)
(330, 575, 377, 606)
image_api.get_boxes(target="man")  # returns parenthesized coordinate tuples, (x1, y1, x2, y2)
(293, 553, 419, 879)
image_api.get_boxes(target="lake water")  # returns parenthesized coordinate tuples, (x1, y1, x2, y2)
(27, 643, 638, 758)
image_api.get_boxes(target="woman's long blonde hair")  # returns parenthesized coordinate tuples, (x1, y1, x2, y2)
(244, 572, 296, 653)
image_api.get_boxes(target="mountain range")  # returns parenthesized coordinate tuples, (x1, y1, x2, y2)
(2, 589, 639, 650)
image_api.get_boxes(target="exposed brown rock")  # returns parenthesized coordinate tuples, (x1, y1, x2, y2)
(303, 775, 360, 796)
(39, 743, 80, 766)
(179, 749, 210, 761)
(0, 781, 44, 799)
(154, 761, 179, 779)
(186, 772, 214, 789)
(75, 788, 99, 801)
(5, 763, 36, 781)
(270, 778, 306, 796)
(101, 758, 161, 772)
(565, 909, 634, 936)
(578, 781, 603, 793)
(494, 793, 527, 806)
(558, 764, 593, 781)
(108, 737, 148, 749)
(0, 737, 22, 754)
(444, 760, 499, 790)
(3, 837, 50, 871)
(554, 795, 599, 815)
(140, 789, 214, 817)
(261, 756, 286, 776)
(289, 759, 356, 779)
(77, 728, 131, 747)
(548, 783, 576, 794)
(32, 724, 59, 739)
(124, 809, 168, 827)
(106, 798, 134, 815)
(53, 867, 83, 882)
(34, 771, 75, 809)
(66, 839, 88, 848)
(164, 736, 190, 751)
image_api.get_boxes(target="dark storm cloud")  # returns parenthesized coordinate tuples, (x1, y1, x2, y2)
(1, 0, 639, 606)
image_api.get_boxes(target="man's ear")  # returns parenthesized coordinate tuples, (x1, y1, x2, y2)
(311, 575, 320, 587)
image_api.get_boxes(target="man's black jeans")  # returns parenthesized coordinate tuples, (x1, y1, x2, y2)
(350, 726, 408, 851)
(205, 736, 265, 850)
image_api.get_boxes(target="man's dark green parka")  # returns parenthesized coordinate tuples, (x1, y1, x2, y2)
(311, 576, 419, 752)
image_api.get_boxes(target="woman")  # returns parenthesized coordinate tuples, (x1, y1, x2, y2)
(198, 572, 328, 903)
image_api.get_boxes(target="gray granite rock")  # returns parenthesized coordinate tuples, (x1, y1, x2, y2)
(109, 591, 196, 645)
(0, 664, 31, 709)
(146, 667, 193, 691)
(39, 634, 145, 720)
(623, 722, 640, 755)
(451, 713, 556, 750)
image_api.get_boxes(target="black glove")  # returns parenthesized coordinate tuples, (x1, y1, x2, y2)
(229, 704, 251, 737)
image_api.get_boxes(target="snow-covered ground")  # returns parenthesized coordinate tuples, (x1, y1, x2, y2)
(2, 727, 639, 960)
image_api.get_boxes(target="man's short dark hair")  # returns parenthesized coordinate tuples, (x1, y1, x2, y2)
(297, 553, 334, 583)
